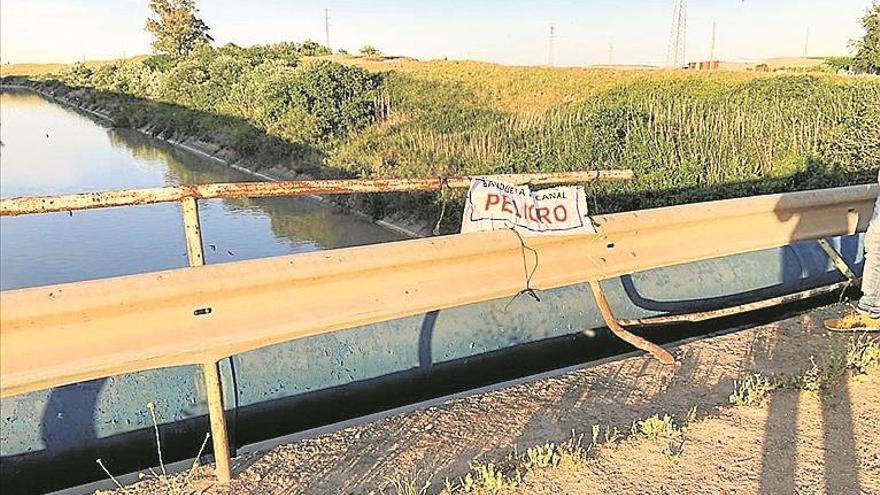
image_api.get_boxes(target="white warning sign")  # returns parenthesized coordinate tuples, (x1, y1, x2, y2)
(461, 178, 596, 235)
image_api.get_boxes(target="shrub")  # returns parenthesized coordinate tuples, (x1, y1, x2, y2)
(60, 62, 94, 86)
(294, 60, 379, 138)
(49, 42, 375, 151)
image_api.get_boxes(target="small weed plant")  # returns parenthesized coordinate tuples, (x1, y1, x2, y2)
(633, 414, 678, 439)
(524, 443, 560, 469)
(729, 372, 776, 406)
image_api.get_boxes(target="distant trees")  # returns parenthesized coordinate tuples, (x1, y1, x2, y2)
(359, 45, 381, 57)
(299, 39, 332, 57)
(145, 0, 213, 56)
(824, 56, 854, 72)
(852, 1, 880, 74)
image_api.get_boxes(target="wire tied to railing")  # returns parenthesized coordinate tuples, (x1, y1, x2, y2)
(432, 176, 450, 236)
(504, 226, 542, 311)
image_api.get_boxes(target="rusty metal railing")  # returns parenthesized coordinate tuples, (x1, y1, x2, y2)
(0, 170, 631, 483)
(0, 171, 632, 216)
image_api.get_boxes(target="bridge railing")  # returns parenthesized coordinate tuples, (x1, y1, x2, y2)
(0, 171, 632, 216)
(0, 174, 875, 484)
(0, 170, 631, 482)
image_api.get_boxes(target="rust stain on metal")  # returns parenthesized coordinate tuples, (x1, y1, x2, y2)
(0, 171, 632, 216)
(588, 280, 675, 364)
(617, 280, 856, 327)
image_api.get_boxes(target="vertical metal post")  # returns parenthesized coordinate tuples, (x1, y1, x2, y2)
(180, 197, 205, 267)
(203, 360, 233, 482)
(181, 197, 232, 482)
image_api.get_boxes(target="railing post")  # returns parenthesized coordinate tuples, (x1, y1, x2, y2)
(816, 238, 856, 280)
(180, 196, 232, 482)
(202, 360, 233, 483)
(180, 197, 205, 267)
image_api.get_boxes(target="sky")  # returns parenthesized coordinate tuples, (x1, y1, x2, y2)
(0, 0, 873, 66)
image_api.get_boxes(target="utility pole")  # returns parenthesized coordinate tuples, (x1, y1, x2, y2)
(548, 23, 556, 67)
(709, 20, 716, 62)
(324, 8, 331, 51)
(804, 27, 810, 57)
(609, 43, 614, 65)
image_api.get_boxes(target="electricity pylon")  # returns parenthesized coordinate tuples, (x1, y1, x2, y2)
(667, 0, 687, 67)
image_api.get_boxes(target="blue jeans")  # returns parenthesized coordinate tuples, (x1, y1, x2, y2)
(858, 195, 880, 318)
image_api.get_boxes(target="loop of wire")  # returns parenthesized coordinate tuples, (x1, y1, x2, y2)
(432, 176, 449, 236)
(504, 225, 542, 311)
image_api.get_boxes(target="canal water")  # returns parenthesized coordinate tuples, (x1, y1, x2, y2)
(0, 89, 403, 290)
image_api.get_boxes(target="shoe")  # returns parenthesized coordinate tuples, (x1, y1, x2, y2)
(824, 312, 880, 332)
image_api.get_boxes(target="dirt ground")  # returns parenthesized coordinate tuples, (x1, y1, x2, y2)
(509, 372, 879, 495)
(103, 304, 879, 495)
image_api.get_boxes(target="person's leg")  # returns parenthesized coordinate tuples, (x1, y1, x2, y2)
(857, 196, 880, 317)
(826, 195, 880, 331)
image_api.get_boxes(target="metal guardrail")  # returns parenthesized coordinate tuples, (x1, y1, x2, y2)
(0, 170, 631, 482)
(0, 176, 875, 484)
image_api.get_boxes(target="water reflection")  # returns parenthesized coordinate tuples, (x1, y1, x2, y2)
(0, 90, 402, 290)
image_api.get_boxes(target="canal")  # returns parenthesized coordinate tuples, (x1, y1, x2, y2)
(0, 89, 403, 290)
(0, 88, 862, 494)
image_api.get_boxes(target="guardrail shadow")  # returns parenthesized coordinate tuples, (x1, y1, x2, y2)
(273, 303, 854, 493)
(759, 193, 868, 495)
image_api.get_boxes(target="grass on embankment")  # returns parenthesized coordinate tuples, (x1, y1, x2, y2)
(1, 56, 150, 77)
(5, 47, 878, 227)
(328, 57, 879, 215)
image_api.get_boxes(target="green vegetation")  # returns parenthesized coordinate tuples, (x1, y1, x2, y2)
(387, 473, 433, 495)
(729, 333, 880, 406)
(146, 0, 213, 56)
(360, 45, 382, 57)
(729, 372, 776, 407)
(333, 62, 879, 214)
(632, 413, 678, 439)
(38, 42, 376, 172)
(9, 41, 878, 224)
(824, 56, 854, 72)
(524, 443, 561, 469)
(852, 2, 880, 74)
